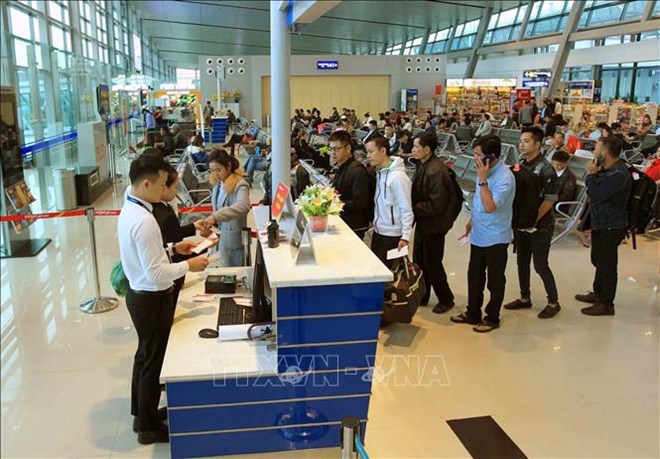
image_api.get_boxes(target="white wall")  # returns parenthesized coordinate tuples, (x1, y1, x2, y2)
(447, 38, 660, 79)
(199, 54, 447, 122)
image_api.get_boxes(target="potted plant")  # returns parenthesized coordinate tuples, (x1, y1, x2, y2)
(231, 89, 242, 102)
(297, 184, 344, 232)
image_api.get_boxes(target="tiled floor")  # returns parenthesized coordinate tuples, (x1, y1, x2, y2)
(1, 178, 658, 459)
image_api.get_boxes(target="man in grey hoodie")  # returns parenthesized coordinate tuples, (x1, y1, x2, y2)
(365, 136, 414, 269)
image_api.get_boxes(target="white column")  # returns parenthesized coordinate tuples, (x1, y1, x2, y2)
(270, 1, 291, 201)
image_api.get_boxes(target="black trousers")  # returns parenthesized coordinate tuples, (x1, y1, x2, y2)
(413, 229, 454, 305)
(172, 275, 185, 314)
(371, 233, 401, 269)
(591, 228, 626, 307)
(515, 227, 559, 304)
(126, 289, 175, 432)
(466, 244, 509, 325)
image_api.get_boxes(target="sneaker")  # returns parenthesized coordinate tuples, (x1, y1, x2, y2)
(432, 302, 455, 314)
(450, 312, 480, 325)
(538, 303, 561, 319)
(137, 424, 169, 444)
(472, 321, 500, 333)
(581, 303, 615, 316)
(503, 299, 533, 310)
(575, 292, 598, 304)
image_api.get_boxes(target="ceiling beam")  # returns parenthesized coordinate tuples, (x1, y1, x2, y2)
(150, 36, 339, 54)
(141, 18, 384, 44)
(423, 0, 486, 9)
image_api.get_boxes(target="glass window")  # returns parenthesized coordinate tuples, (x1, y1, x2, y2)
(635, 64, 660, 103)
(498, 8, 519, 27)
(51, 25, 64, 50)
(10, 7, 32, 40)
(462, 19, 480, 35)
(654, 0, 660, 17)
(588, 3, 625, 25)
(538, 1, 566, 18)
(488, 13, 499, 29)
(412, 37, 423, 46)
(534, 17, 561, 34)
(14, 39, 30, 67)
(622, 0, 647, 20)
(574, 39, 595, 48)
(32, 16, 40, 43)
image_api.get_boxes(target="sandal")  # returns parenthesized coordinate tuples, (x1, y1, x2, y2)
(450, 312, 479, 325)
(473, 321, 500, 333)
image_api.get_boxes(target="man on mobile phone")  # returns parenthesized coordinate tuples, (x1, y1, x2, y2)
(576, 137, 632, 316)
(451, 135, 516, 332)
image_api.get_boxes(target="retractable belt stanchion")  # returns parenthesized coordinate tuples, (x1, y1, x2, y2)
(108, 144, 122, 184)
(340, 416, 370, 459)
(79, 207, 119, 314)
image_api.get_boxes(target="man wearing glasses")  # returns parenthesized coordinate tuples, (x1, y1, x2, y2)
(329, 130, 371, 239)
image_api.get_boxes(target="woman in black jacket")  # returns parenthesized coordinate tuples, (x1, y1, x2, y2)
(152, 165, 209, 307)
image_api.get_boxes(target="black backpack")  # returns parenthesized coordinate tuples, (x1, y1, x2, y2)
(626, 164, 656, 249)
(444, 168, 465, 232)
(365, 164, 377, 223)
(510, 162, 544, 231)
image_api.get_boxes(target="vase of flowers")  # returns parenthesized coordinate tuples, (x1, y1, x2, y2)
(221, 90, 231, 103)
(297, 184, 344, 233)
(231, 89, 242, 102)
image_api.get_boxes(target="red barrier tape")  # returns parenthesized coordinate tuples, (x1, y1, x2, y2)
(94, 210, 121, 216)
(0, 203, 263, 222)
(0, 209, 86, 222)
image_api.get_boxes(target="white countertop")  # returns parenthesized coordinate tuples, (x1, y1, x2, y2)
(253, 206, 393, 288)
(160, 268, 278, 383)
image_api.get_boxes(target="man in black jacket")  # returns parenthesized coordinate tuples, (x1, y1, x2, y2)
(411, 132, 457, 314)
(330, 130, 371, 239)
(576, 137, 632, 316)
(551, 150, 577, 203)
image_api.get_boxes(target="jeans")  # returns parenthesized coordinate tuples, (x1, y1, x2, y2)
(126, 289, 175, 431)
(590, 228, 626, 307)
(466, 244, 509, 325)
(413, 230, 454, 306)
(371, 233, 401, 269)
(515, 228, 559, 304)
(245, 156, 268, 183)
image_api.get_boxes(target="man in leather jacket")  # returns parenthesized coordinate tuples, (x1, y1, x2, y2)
(411, 132, 457, 314)
(329, 130, 370, 239)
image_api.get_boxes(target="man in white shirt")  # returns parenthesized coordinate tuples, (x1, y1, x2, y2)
(365, 136, 414, 269)
(118, 154, 209, 444)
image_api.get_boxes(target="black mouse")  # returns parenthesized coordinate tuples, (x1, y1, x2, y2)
(198, 328, 219, 339)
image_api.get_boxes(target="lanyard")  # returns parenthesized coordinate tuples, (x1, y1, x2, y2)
(127, 195, 151, 213)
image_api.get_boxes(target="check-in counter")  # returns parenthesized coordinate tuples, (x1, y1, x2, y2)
(160, 207, 392, 458)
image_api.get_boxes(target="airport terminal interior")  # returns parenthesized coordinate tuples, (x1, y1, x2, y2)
(1, 1, 659, 458)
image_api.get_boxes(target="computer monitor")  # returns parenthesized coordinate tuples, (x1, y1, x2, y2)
(251, 243, 272, 323)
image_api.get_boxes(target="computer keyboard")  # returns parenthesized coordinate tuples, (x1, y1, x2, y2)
(217, 298, 246, 326)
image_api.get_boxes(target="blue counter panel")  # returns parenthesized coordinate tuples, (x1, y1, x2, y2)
(277, 314, 381, 346)
(170, 421, 366, 459)
(165, 368, 373, 407)
(169, 394, 370, 433)
(278, 342, 378, 373)
(277, 283, 385, 317)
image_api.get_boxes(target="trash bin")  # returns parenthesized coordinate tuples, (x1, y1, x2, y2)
(53, 168, 77, 211)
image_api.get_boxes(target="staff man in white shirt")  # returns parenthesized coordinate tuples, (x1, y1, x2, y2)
(118, 154, 209, 444)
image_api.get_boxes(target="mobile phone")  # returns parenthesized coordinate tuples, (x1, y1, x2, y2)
(481, 154, 494, 166)
(596, 154, 605, 165)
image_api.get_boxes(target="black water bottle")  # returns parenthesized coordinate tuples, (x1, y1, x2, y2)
(267, 219, 279, 248)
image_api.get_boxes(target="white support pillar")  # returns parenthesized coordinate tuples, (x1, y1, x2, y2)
(270, 1, 291, 200)
(544, 1, 586, 99)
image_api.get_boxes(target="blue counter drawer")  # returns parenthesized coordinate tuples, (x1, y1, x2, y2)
(169, 394, 370, 433)
(170, 421, 366, 458)
(166, 368, 372, 407)
(277, 283, 385, 317)
(278, 314, 381, 346)
(278, 341, 377, 373)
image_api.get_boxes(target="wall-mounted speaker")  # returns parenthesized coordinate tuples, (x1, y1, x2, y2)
(206, 58, 213, 65)
(217, 58, 223, 65)
(237, 58, 245, 65)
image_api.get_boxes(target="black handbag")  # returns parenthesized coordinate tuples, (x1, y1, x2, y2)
(382, 256, 426, 324)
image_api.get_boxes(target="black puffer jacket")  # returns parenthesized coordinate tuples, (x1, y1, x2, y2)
(332, 157, 370, 231)
(411, 156, 454, 236)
